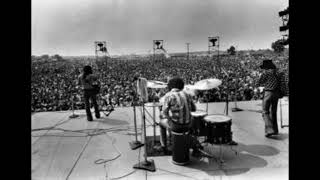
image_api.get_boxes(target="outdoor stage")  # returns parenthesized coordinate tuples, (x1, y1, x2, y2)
(32, 98, 288, 180)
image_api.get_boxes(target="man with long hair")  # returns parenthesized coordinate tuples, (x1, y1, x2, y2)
(78, 65, 100, 121)
(258, 60, 281, 137)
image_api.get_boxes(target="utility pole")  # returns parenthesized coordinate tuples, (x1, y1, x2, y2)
(186, 43, 190, 60)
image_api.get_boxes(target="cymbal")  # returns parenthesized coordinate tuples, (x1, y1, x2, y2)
(193, 78, 222, 90)
(147, 80, 167, 89)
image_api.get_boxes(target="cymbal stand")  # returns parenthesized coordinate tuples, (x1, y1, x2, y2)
(222, 75, 238, 145)
(221, 68, 230, 115)
(232, 96, 243, 112)
(224, 90, 229, 116)
(231, 81, 243, 112)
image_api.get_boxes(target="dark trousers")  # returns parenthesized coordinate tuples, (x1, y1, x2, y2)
(84, 89, 100, 120)
(262, 90, 279, 135)
(159, 119, 201, 150)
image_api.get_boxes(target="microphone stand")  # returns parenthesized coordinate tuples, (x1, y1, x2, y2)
(222, 69, 230, 116)
(133, 97, 156, 172)
(132, 77, 156, 172)
(69, 91, 79, 118)
(129, 79, 144, 150)
(129, 94, 144, 150)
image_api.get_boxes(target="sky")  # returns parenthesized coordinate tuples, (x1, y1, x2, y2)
(32, 0, 288, 56)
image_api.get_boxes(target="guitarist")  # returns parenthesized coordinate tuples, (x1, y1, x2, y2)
(78, 65, 101, 121)
(257, 59, 283, 138)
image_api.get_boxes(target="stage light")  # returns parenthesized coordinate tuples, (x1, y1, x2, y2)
(100, 47, 107, 52)
(280, 25, 289, 32)
(279, 8, 289, 17)
(155, 41, 161, 49)
(209, 38, 218, 46)
(209, 39, 217, 43)
(279, 7, 289, 45)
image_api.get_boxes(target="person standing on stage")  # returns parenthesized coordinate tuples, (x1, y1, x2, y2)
(257, 60, 281, 138)
(159, 77, 204, 156)
(78, 65, 101, 121)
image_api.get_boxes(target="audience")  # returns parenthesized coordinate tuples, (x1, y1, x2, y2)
(31, 52, 288, 112)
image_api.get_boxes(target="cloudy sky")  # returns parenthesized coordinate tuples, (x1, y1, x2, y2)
(32, 0, 288, 56)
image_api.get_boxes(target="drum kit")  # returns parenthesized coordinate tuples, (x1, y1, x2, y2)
(191, 112, 235, 144)
(132, 78, 237, 168)
(148, 78, 237, 146)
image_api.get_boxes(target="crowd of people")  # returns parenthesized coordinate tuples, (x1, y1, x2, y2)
(31, 51, 288, 112)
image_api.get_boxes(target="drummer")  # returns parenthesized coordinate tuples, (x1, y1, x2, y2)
(159, 76, 207, 157)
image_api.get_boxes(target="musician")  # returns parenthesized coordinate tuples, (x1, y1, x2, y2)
(78, 65, 101, 121)
(257, 60, 281, 138)
(159, 77, 205, 156)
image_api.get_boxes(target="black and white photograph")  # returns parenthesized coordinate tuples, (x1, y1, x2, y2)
(31, 0, 289, 179)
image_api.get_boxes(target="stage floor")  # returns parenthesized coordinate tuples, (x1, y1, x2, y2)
(32, 98, 288, 180)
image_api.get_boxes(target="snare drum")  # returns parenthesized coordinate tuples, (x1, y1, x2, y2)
(191, 111, 207, 136)
(204, 114, 233, 144)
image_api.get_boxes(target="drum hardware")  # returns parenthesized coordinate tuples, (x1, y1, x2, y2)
(209, 142, 238, 165)
(145, 101, 162, 147)
(145, 80, 167, 147)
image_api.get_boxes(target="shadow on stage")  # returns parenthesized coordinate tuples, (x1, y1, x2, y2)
(187, 142, 280, 176)
(94, 117, 129, 125)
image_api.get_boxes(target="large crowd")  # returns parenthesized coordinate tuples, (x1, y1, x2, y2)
(31, 51, 288, 112)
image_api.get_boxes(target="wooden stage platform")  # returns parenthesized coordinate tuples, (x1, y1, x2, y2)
(32, 99, 288, 180)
